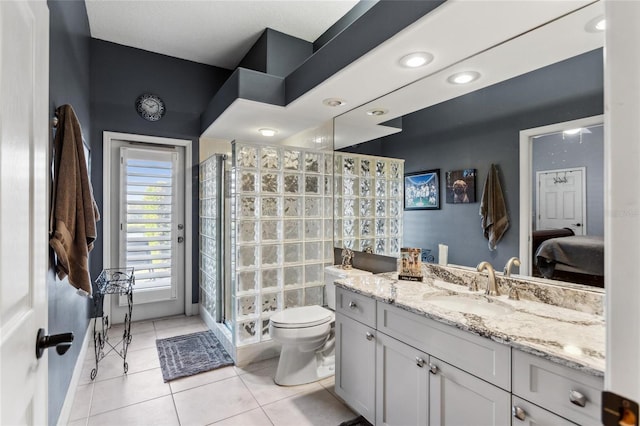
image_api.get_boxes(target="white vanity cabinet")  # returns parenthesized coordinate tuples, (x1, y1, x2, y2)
(335, 289, 377, 424)
(375, 331, 510, 426)
(335, 287, 603, 426)
(375, 331, 429, 426)
(428, 357, 511, 425)
(512, 350, 603, 426)
(511, 396, 578, 425)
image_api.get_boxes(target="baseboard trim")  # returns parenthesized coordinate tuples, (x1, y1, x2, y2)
(56, 318, 93, 426)
(189, 302, 199, 316)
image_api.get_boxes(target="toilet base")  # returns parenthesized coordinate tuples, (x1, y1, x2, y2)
(274, 345, 335, 386)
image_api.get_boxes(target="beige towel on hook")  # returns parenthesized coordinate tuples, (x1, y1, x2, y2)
(50, 104, 100, 295)
(479, 164, 509, 251)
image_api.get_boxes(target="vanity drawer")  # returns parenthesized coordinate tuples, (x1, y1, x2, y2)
(511, 396, 578, 425)
(512, 350, 603, 426)
(336, 287, 376, 328)
(377, 302, 511, 390)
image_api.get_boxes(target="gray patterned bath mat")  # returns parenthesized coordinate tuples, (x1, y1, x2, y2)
(156, 330, 234, 382)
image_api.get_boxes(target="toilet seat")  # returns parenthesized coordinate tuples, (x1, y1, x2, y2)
(270, 305, 333, 329)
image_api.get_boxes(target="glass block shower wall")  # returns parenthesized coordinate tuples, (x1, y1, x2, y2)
(334, 153, 404, 256)
(231, 142, 334, 346)
(199, 155, 220, 322)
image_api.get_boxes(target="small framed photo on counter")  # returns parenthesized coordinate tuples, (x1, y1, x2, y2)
(399, 247, 424, 281)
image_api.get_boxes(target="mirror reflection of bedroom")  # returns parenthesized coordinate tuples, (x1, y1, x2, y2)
(526, 119, 604, 287)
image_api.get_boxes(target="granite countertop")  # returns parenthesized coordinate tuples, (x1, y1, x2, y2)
(335, 273, 605, 377)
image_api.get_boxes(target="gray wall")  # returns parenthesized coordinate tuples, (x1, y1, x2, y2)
(343, 49, 604, 270)
(239, 28, 313, 78)
(89, 39, 231, 305)
(532, 125, 604, 236)
(48, 1, 92, 424)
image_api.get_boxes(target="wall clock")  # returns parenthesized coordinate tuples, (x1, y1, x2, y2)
(135, 93, 166, 121)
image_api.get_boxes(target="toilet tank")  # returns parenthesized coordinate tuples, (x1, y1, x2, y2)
(324, 266, 372, 310)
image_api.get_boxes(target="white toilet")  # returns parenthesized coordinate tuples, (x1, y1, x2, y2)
(269, 266, 372, 386)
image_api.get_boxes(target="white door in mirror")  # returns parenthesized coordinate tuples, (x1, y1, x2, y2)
(536, 167, 585, 235)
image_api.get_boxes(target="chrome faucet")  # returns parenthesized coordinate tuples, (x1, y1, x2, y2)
(476, 261, 499, 296)
(503, 257, 521, 277)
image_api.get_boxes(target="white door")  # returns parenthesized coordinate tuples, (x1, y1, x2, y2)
(108, 139, 186, 322)
(536, 167, 586, 235)
(0, 1, 49, 424)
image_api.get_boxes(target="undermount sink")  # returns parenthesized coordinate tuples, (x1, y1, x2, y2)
(422, 294, 514, 316)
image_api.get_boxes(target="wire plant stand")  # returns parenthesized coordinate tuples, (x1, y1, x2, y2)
(91, 267, 135, 380)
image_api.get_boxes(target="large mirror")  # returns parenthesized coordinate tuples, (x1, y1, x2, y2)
(333, 1, 605, 291)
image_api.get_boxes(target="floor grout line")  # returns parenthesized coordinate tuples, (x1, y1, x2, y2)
(75, 315, 351, 426)
(169, 369, 241, 395)
(85, 394, 174, 424)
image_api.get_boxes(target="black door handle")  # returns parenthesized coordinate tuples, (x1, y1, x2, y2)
(572, 223, 582, 227)
(36, 328, 74, 359)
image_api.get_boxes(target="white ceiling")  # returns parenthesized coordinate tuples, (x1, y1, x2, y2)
(85, 0, 359, 69)
(85, 0, 604, 149)
(199, 1, 604, 147)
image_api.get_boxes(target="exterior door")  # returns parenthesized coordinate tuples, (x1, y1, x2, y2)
(536, 167, 586, 235)
(108, 139, 186, 322)
(0, 0, 49, 424)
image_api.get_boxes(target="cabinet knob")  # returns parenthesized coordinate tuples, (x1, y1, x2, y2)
(365, 332, 374, 341)
(428, 363, 438, 374)
(415, 357, 425, 368)
(569, 390, 587, 407)
(349, 301, 357, 309)
(512, 406, 526, 421)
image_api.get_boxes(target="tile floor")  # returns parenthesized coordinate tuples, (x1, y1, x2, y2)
(67, 315, 356, 426)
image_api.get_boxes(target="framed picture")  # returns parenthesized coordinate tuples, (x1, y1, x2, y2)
(404, 169, 440, 210)
(445, 169, 476, 204)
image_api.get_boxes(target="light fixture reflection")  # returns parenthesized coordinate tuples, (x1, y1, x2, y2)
(563, 128, 582, 135)
(258, 128, 278, 137)
(447, 71, 481, 85)
(366, 108, 388, 116)
(586, 16, 606, 32)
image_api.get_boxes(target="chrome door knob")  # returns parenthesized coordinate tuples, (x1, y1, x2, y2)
(365, 332, 374, 341)
(512, 406, 526, 421)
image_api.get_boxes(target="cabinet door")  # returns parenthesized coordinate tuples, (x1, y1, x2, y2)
(512, 396, 578, 426)
(376, 332, 429, 426)
(335, 312, 376, 424)
(429, 357, 511, 426)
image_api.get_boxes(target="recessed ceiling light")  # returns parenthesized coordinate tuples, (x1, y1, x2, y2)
(366, 108, 388, 116)
(399, 52, 433, 68)
(585, 16, 606, 32)
(258, 128, 278, 137)
(447, 71, 481, 85)
(322, 98, 346, 107)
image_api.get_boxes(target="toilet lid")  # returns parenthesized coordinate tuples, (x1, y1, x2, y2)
(270, 305, 333, 328)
